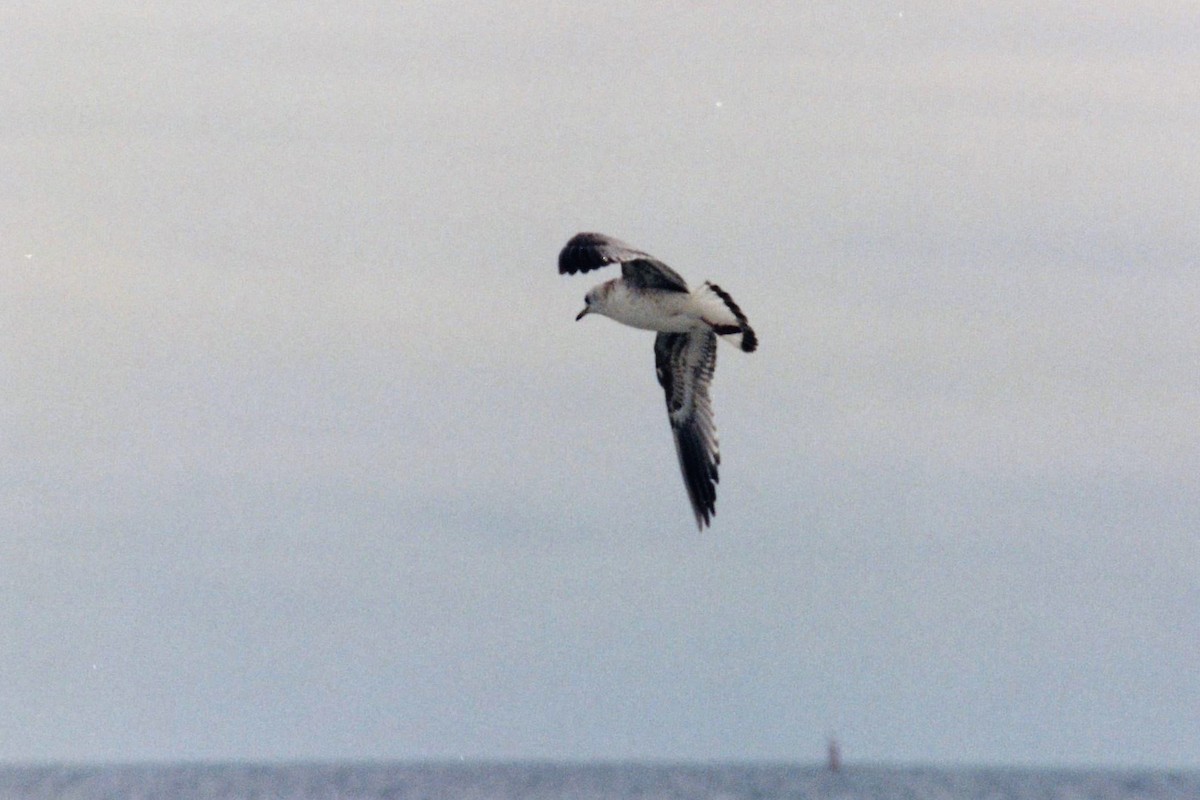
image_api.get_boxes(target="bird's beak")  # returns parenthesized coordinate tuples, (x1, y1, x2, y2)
(575, 307, 590, 321)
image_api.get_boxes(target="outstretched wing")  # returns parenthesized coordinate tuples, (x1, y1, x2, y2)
(558, 232, 688, 292)
(654, 330, 720, 529)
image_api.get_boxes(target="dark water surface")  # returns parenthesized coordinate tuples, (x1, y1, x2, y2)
(1, 761, 1197, 799)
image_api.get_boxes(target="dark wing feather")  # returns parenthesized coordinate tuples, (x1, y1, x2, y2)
(654, 331, 720, 529)
(558, 232, 688, 293)
(621, 258, 689, 292)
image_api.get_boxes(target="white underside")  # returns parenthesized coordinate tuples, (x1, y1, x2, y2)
(593, 283, 713, 333)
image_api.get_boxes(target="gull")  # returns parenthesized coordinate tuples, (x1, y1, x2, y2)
(559, 232, 757, 529)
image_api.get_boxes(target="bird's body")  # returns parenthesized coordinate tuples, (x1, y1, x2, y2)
(558, 232, 757, 529)
(580, 279, 698, 332)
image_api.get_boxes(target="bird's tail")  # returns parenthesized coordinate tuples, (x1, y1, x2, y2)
(693, 281, 758, 353)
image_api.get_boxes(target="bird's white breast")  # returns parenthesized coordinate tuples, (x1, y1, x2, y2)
(597, 282, 699, 332)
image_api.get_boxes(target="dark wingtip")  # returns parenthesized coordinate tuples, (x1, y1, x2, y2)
(558, 232, 609, 275)
(557, 242, 578, 275)
(676, 424, 718, 532)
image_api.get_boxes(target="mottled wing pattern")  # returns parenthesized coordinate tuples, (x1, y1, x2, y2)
(654, 330, 720, 529)
(558, 232, 688, 293)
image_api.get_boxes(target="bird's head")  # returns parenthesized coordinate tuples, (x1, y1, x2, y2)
(575, 289, 596, 321)
(575, 282, 615, 321)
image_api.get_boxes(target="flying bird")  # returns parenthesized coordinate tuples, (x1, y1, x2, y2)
(559, 232, 757, 529)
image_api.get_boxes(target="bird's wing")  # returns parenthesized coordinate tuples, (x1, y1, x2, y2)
(654, 330, 720, 529)
(558, 232, 689, 292)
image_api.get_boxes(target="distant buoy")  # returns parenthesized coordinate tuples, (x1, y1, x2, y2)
(827, 737, 842, 772)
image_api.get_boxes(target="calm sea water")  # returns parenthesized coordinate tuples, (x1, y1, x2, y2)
(0, 762, 1196, 800)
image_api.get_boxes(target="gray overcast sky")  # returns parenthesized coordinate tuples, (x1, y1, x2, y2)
(3, 1, 1198, 768)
